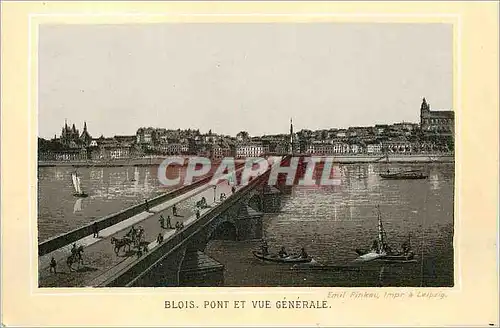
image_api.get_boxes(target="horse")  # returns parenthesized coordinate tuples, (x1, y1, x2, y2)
(111, 236, 132, 255)
(66, 246, 84, 271)
(196, 198, 207, 209)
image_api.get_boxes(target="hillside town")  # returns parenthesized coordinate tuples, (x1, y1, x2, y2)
(38, 98, 454, 162)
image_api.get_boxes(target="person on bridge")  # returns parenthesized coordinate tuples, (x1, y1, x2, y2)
(92, 222, 99, 238)
(196, 209, 200, 219)
(231, 186, 236, 194)
(144, 199, 150, 212)
(172, 204, 178, 216)
(49, 257, 57, 274)
(159, 215, 166, 229)
(166, 215, 173, 229)
(157, 233, 164, 244)
(71, 243, 77, 255)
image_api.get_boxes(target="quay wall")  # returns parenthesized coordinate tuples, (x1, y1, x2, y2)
(38, 157, 247, 167)
(38, 153, 454, 167)
(38, 174, 214, 256)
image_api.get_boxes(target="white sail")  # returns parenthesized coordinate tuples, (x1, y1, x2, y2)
(72, 172, 83, 194)
(71, 173, 79, 194)
(76, 176, 82, 194)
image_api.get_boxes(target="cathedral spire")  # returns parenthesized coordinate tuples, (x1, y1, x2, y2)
(83, 121, 87, 131)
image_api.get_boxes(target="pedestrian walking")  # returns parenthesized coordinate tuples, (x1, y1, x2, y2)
(196, 209, 201, 219)
(159, 215, 165, 229)
(172, 204, 177, 216)
(49, 257, 57, 274)
(157, 233, 164, 244)
(92, 222, 99, 238)
(144, 199, 150, 212)
(166, 215, 172, 229)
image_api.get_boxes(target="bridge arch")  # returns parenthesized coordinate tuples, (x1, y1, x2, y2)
(209, 220, 238, 241)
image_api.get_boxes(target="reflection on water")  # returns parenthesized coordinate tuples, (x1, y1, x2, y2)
(73, 198, 82, 213)
(205, 162, 455, 287)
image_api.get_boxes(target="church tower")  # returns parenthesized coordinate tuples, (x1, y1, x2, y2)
(420, 97, 431, 129)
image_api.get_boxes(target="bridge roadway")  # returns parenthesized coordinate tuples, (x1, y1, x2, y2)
(38, 177, 243, 287)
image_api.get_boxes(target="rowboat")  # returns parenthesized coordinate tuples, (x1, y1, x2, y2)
(252, 251, 312, 264)
(353, 206, 416, 264)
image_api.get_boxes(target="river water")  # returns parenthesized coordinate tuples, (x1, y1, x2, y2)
(38, 162, 454, 287)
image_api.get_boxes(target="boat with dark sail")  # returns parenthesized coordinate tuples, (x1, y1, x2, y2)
(72, 171, 88, 198)
(375, 153, 428, 180)
(353, 205, 416, 263)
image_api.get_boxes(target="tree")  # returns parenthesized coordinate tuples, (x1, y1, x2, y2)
(236, 131, 250, 140)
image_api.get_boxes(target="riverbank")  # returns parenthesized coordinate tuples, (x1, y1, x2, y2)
(38, 153, 454, 167)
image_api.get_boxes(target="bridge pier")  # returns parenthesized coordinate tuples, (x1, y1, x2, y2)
(179, 250, 224, 287)
(234, 204, 264, 240)
(263, 186, 282, 213)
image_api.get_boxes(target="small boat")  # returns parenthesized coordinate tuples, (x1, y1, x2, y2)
(252, 251, 312, 264)
(353, 206, 416, 264)
(380, 170, 428, 180)
(375, 154, 428, 180)
(72, 171, 88, 198)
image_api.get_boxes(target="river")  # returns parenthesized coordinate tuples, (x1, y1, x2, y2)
(37, 162, 454, 287)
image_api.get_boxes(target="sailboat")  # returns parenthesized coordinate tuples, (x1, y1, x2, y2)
(353, 206, 416, 263)
(72, 171, 88, 198)
(377, 153, 428, 180)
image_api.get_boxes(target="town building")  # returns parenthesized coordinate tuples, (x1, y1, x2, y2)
(236, 142, 264, 158)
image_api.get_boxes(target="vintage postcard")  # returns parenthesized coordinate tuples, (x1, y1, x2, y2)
(1, 1, 499, 327)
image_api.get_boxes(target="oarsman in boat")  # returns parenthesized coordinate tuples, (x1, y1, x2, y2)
(300, 247, 308, 259)
(49, 257, 57, 274)
(278, 246, 288, 258)
(371, 240, 379, 253)
(401, 241, 410, 255)
(92, 222, 99, 238)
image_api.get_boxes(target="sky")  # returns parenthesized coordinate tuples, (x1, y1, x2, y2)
(38, 23, 453, 139)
